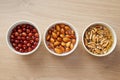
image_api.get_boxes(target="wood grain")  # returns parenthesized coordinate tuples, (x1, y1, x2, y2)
(0, 0, 120, 80)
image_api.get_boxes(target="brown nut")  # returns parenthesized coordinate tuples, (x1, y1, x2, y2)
(60, 24, 65, 28)
(56, 32, 60, 36)
(72, 39, 76, 44)
(70, 43, 74, 49)
(61, 28, 65, 34)
(50, 38, 55, 43)
(65, 47, 71, 52)
(63, 37, 70, 43)
(52, 32, 57, 39)
(46, 34, 51, 41)
(65, 26, 70, 30)
(55, 25, 60, 31)
(59, 46, 65, 52)
(66, 35, 71, 38)
(71, 35, 76, 39)
(60, 34, 65, 38)
(66, 42, 71, 48)
(61, 42, 66, 47)
(57, 37, 62, 42)
(48, 43, 54, 49)
(71, 30, 75, 35)
(54, 41, 60, 46)
(54, 29, 57, 33)
(54, 47, 63, 54)
(48, 30, 52, 34)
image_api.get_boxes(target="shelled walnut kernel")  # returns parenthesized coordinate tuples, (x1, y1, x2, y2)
(84, 24, 113, 54)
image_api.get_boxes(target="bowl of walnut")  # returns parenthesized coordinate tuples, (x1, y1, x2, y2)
(44, 21, 79, 56)
(82, 22, 117, 57)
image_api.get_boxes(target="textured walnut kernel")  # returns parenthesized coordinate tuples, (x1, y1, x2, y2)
(84, 24, 113, 54)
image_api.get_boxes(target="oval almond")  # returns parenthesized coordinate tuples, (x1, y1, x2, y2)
(63, 37, 70, 43)
(66, 42, 71, 48)
(52, 32, 57, 39)
(54, 47, 63, 54)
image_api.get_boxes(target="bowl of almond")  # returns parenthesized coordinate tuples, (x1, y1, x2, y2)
(44, 21, 79, 56)
(82, 22, 117, 57)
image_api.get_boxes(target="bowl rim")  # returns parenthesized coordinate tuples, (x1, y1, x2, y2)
(43, 21, 79, 56)
(6, 20, 41, 55)
(82, 22, 117, 57)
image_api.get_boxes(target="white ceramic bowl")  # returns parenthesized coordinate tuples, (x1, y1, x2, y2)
(6, 20, 41, 55)
(82, 22, 117, 57)
(44, 21, 79, 56)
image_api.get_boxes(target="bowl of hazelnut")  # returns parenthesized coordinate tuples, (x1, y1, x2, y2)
(44, 21, 79, 56)
(82, 22, 117, 57)
(6, 20, 41, 55)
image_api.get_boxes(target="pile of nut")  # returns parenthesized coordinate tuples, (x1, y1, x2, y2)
(46, 23, 76, 54)
(84, 25, 113, 54)
(10, 24, 39, 53)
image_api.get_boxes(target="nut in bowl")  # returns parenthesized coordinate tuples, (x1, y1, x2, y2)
(82, 22, 117, 57)
(44, 21, 79, 56)
(6, 20, 41, 55)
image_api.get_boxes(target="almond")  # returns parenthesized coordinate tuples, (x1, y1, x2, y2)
(46, 34, 51, 41)
(66, 35, 71, 38)
(52, 32, 57, 39)
(70, 43, 74, 49)
(65, 47, 70, 52)
(54, 47, 63, 54)
(61, 28, 65, 34)
(57, 37, 62, 42)
(61, 42, 66, 47)
(48, 30, 52, 34)
(60, 34, 64, 38)
(63, 37, 70, 42)
(60, 24, 65, 28)
(66, 42, 71, 48)
(54, 41, 60, 46)
(50, 38, 55, 43)
(59, 46, 65, 52)
(56, 25, 60, 31)
(72, 39, 76, 44)
(71, 30, 75, 35)
(56, 32, 60, 36)
(71, 35, 76, 39)
(65, 31, 69, 35)
(48, 43, 54, 49)
(65, 26, 70, 30)
(54, 30, 57, 33)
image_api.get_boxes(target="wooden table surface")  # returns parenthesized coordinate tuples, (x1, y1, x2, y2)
(0, 0, 120, 80)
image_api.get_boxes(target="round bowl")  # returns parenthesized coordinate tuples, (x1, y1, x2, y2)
(44, 21, 79, 56)
(6, 20, 41, 55)
(82, 22, 117, 57)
